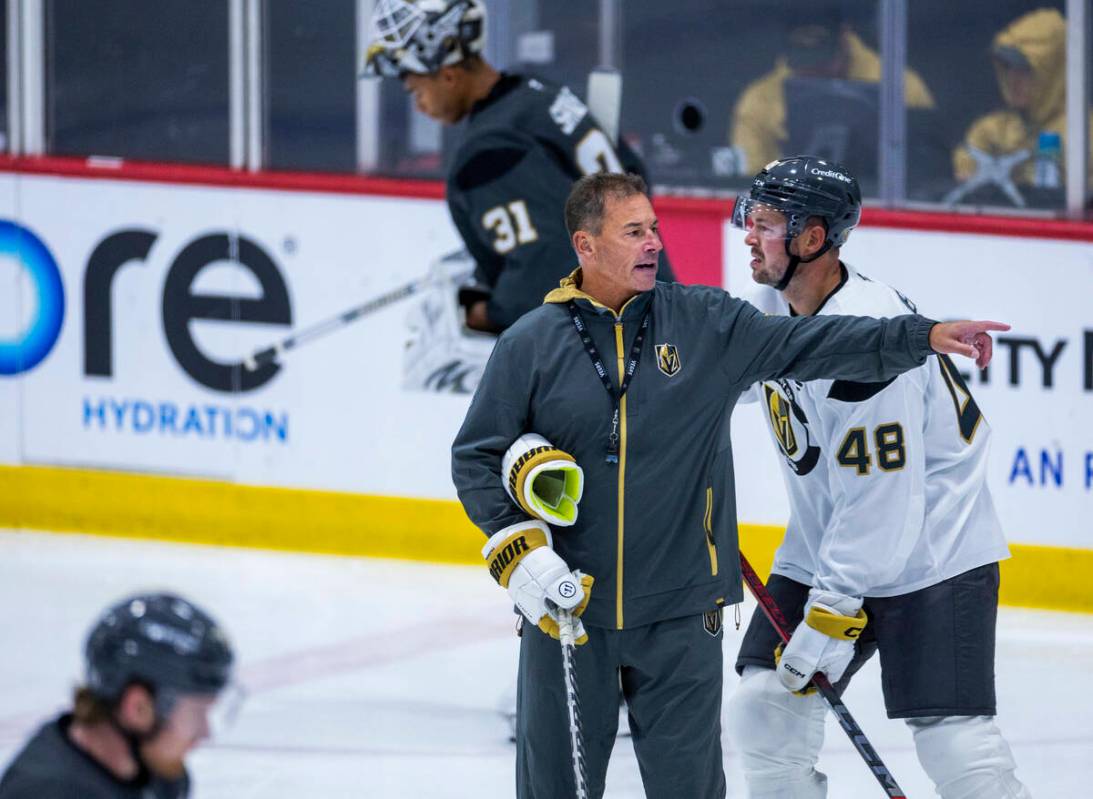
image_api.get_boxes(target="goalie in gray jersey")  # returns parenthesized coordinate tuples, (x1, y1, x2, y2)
(727, 157, 1031, 799)
(363, 0, 673, 334)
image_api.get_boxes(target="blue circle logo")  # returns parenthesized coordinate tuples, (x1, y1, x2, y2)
(0, 220, 65, 375)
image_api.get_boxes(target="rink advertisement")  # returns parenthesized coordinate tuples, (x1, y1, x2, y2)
(0, 170, 1090, 578)
(0, 172, 472, 500)
(726, 223, 1093, 551)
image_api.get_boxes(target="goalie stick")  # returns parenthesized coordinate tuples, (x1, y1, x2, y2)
(738, 552, 908, 799)
(241, 276, 429, 372)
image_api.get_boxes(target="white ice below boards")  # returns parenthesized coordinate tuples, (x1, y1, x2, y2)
(0, 529, 1088, 797)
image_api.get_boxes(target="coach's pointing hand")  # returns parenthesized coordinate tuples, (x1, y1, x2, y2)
(929, 320, 1010, 369)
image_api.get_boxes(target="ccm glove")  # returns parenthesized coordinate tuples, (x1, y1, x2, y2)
(483, 520, 594, 644)
(502, 434, 584, 527)
(777, 589, 867, 693)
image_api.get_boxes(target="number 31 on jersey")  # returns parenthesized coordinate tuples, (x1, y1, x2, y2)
(482, 200, 539, 254)
(482, 128, 622, 255)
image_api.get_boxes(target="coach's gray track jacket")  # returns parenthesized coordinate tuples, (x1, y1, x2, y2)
(451, 271, 936, 630)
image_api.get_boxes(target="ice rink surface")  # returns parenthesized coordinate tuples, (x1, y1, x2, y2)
(1, 528, 1089, 798)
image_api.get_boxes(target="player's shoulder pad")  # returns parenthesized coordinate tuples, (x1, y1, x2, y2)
(451, 128, 540, 192)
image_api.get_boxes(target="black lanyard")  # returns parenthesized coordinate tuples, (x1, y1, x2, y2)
(566, 300, 651, 464)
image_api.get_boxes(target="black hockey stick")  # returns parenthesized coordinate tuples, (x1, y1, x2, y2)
(241, 277, 429, 371)
(738, 553, 908, 799)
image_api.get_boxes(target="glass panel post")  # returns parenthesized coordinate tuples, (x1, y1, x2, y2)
(1065, 0, 1090, 216)
(878, 0, 907, 205)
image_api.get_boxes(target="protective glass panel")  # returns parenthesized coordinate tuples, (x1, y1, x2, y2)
(1087, 0, 1093, 211)
(363, 0, 600, 180)
(266, 1, 357, 173)
(501, 3, 600, 98)
(620, 0, 882, 196)
(45, 0, 230, 164)
(0, 3, 7, 153)
(909, 0, 1068, 210)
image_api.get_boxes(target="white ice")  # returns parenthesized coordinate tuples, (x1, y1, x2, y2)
(0, 529, 1089, 797)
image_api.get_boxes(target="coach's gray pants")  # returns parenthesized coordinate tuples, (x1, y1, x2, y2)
(516, 610, 726, 799)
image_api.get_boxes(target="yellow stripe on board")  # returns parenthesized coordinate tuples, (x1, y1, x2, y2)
(1, 465, 1091, 614)
(0, 464, 484, 564)
(735, 522, 1093, 615)
(998, 542, 1093, 614)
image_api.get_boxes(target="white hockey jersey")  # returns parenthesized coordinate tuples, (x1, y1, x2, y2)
(747, 264, 1010, 598)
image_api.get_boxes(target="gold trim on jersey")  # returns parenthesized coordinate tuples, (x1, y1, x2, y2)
(704, 486, 719, 576)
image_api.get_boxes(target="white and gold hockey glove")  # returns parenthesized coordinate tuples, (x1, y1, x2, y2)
(776, 589, 867, 693)
(483, 520, 594, 645)
(502, 434, 584, 527)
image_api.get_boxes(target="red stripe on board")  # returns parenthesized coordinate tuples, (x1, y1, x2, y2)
(861, 207, 1093, 242)
(0, 154, 446, 200)
(0, 155, 1090, 241)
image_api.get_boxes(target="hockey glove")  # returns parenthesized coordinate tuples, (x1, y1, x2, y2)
(502, 434, 584, 527)
(777, 589, 867, 693)
(483, 520, 594, 644)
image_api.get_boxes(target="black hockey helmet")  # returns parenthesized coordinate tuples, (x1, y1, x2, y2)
(85, 592, 234, 704)
(731, 155, 862, 289)
(733, 155, 862, 248)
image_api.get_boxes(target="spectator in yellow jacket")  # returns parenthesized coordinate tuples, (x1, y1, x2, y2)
(953, 7, 1091, 190)
(730, 21, 934, 174)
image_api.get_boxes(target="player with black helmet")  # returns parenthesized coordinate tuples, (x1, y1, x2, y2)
(0, 592, 236, 799)
(730, 154, 862, 291)
(363, 0, 673, 333)
(727, 157, 1030, 798)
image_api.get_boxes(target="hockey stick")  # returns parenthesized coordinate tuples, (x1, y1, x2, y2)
(738, 553, 908, 799)
(241, 276, 429, 371)
(556, 609, 590, 799)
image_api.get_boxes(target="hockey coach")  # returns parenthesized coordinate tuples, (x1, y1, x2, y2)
(451, 171, 1007, 798)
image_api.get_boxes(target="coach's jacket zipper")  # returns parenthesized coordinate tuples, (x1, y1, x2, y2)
(537, 275, 638, 630)
(614, 317, 628, 629)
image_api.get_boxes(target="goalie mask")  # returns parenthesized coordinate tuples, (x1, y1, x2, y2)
(363, 0, 487, 78)
(730, 155, 862, 290)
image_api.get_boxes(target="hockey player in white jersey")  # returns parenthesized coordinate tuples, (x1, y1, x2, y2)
(726, 156, 1032, 799)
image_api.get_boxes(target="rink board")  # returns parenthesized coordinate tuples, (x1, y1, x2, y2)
(0, 169, 1090, 611)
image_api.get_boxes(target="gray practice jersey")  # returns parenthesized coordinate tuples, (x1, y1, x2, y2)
(0, 715, 189, 799)
(746, 264, 1010, 597)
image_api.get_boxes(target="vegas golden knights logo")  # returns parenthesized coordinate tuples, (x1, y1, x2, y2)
(703, 608, 723, 637)
(765, 386, 798, 456)
(655, 343, 681, 377)
(762, 380, 821, 476)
